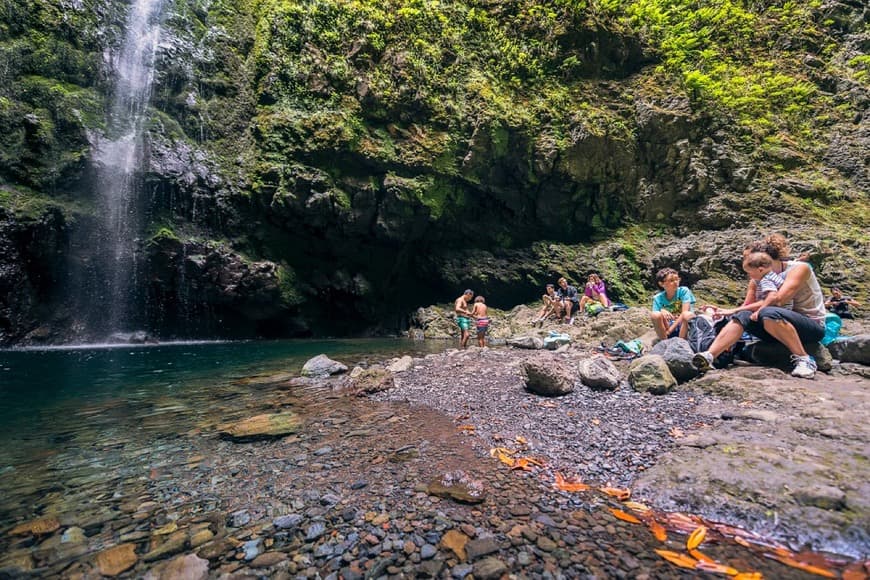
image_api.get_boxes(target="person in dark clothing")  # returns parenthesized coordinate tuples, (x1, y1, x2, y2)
(825, 287, 860, 319)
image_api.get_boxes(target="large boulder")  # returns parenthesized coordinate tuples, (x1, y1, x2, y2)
(741, 341, 833, 372)
(628, 355, 677, 395)
(649, 338, 699, 383)
(521, 359, 576, 396)
(577, 355, 622, 391)
(301, 354, 348, 378)
(828, 335, 870, 365)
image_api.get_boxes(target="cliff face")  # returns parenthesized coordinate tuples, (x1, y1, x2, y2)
(0, 0, 868, 344)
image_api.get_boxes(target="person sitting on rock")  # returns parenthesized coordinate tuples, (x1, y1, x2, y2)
(454, 289, 475, 348)
(532, 284, 562, 325)
(578, 273, 611, 314)
(557, 277, 580, 324)
(825, 287, 860, 319)
(471, 295, 490, 347)
(694, 234, 826, 379)
(650, 267, 696, 340)
(715, 252, 793, 321)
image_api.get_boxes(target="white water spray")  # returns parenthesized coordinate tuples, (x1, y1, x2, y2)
(91, 0, 164, 334)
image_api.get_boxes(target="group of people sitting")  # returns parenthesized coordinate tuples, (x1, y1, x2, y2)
(531, 274, 612, 326)
(650, 233, 859, 379)
(451, 233, 860, 377)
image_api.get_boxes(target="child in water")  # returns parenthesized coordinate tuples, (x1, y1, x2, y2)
(471, 296, 490, 347)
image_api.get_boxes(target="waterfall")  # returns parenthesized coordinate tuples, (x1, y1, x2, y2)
(86, 0, 164, 338)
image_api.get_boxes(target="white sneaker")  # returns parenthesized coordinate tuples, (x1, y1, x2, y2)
(692, 351, 714, 373)
(568, 317, 575, 325)
(790, 355, 817, 379)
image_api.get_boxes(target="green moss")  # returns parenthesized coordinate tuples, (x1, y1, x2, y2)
(277, 264, 305, 306)
(147, 226, 181, 246)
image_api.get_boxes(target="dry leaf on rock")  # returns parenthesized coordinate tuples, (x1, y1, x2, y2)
(649, 520, 668, 542)
(554, 472, 590, 492)
(696, 560, 739, 575)
(623, 501, 650, 513)
(771, 555, 836, 578)
(654, 549, 698, 569)
(688, 549, 715, 564)
(599, 486, 631, 501)
(609, 508, 641, 524)
(686, 526, 707, 550)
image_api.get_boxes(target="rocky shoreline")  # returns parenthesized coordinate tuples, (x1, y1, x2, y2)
(2, 310, 868, 578)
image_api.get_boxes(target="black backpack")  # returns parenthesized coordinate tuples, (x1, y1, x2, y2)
(687, 316, 717, 354)
(687, 316, 740, 369)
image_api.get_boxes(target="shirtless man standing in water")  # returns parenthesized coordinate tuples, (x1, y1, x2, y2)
(454, 289, 475, 348)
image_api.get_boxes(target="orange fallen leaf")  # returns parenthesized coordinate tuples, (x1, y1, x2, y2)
(843, 567, 867, 580)
(649, 520, 668, 542)
(609, 508, 642, 524)
(655, 549, 698, 570)
(771, 555, 836, 578)
(732, 573, 763, 580)
(489, 447, 516, 467)
(511, 456, 545, 471)
(696, 560, 739, 575)
(554, 472, 590, 492)
(457, 425, 476, 432)
(734, 536, 752, 548)
(599, 486, 631, 501)
(591, 418, 601, 425)
(686, 526, 708, 550)
(689, 549, 715, 564)
(623, 501, 650, 513)
(515, 435, 527, 445)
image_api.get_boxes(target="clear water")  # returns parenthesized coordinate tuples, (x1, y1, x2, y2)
(0, 339, 446, 431)
(0, 339, 448, 526)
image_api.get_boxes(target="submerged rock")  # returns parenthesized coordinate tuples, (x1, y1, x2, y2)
(143, 553, 209, 580)
(302, 354, 348, 378)
(217, 412, 301, 441)
(95, 543, 138, 576)
(7, 517, 60, 536)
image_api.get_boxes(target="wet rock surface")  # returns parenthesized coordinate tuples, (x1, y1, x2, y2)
(1, 338, 868, 578)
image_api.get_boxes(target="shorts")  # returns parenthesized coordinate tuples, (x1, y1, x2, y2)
(732, 307, 824, 344)
(476, 317, 490, 335)
(456, 316, 472, 332)
(667, 323, 682, 339)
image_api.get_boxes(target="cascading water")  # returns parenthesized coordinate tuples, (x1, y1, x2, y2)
(83, 0, 164, 339)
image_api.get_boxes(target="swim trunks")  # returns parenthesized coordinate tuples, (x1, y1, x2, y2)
(476, 317, 490, 334)
(456, 316, 472, 331)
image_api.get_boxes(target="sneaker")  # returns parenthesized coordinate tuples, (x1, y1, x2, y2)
(790, 354, 817, 379)
(568, 317, 575, 325)
(692, 351, 714, 373)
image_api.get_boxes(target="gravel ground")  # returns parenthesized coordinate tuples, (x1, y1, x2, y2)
(374, 346, 714, 489)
